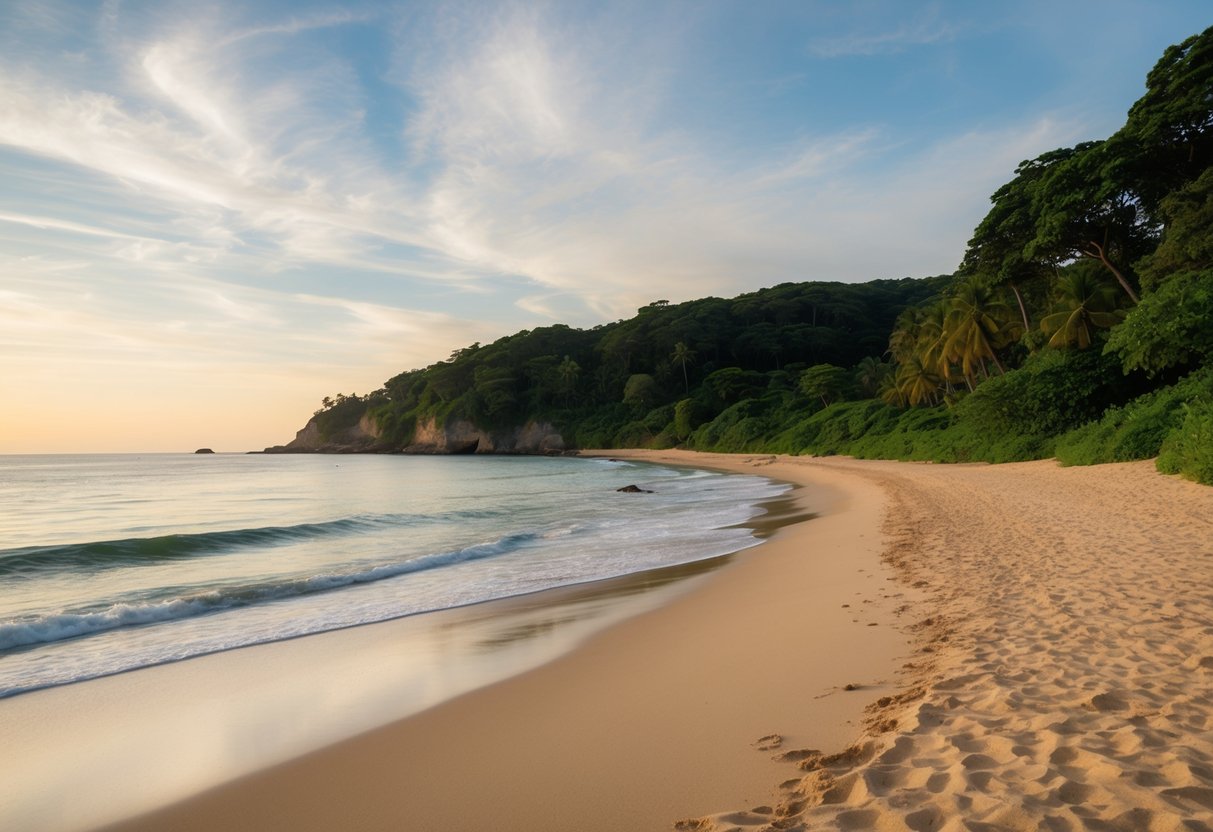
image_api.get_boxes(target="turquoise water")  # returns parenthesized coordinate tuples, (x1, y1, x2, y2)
(0, 453, 786, 697)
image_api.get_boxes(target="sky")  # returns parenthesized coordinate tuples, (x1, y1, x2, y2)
(1, 1, 1209, 453)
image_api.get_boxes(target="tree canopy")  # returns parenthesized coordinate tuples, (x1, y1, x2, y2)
(294, 26, 1213, 485)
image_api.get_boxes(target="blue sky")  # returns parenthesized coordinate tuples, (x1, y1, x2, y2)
(2, 0, 1209, 452)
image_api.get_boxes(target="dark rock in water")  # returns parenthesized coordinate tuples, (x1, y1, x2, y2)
(617, 484, 653, 493)
(194, 448, 215, 454)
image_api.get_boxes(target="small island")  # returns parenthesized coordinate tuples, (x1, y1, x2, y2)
(193, 448, 215, 454)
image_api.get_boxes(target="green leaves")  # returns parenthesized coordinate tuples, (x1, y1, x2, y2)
(798, 364, 851, 408)
(1120, 26, 1213, 211)
(1040, 270, 1126, 350)
(1104, 269, 1213, 375)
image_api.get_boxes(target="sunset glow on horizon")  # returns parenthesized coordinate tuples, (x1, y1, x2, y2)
(3, 0, 1209, 452)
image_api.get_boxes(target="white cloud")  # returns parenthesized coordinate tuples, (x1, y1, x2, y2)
(0, 0, 1115, 450)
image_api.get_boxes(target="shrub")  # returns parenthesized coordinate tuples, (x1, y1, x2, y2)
(613, 420, 654, 447)
(1105, 270, 1213, 375)
(1055, 367, 1213, 465)
(1157, 402, 1213, 484)
(955, 348, 1137, 439)
(673, 398, 704, 440)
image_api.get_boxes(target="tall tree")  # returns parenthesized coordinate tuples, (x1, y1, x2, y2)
(1118, 25, 1213, 214)
(961, 149, 1076, 329)
(670, 342, 696, 393)
(799, 364, 851, 408)
(892, 357, 941, 407)
(945, 276, 1017, 382)
(1027, 141, 1152, 303)
(556, 356, 581, 406)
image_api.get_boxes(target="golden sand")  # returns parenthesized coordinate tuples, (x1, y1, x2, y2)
(107, 450, 912, 831)
(688, 454, 1213, 831)
(107, 451, 1213, 831)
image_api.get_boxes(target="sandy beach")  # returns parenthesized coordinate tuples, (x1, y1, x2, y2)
(101, 450, 913, 831)
(690, 454, 1213, 830)
(58, 450, 1213, 829)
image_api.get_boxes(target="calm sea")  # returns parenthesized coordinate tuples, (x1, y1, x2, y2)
(0, 453, 787, 698)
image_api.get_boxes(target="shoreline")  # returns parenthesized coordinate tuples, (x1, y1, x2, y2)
(97, 450, 915, 832)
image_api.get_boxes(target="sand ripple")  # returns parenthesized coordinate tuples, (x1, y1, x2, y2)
(685, 457, 1213, 832)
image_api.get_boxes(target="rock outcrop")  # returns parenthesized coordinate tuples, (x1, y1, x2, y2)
(403, 417, 566, 455)
(264, 414, 567, 455)
(264, 412, 387, 454)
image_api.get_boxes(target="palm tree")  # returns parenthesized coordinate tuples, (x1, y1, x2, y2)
(670, 342, 696, 393)
(556, 356, 581, 406)
(878, 372, 907, 407)
(944, 276, 1018, 383)
(887, 308, 923, 364)
(894, 357, 942, 406)
(854, 356, 889, 398)
(917, 299, 954, 379)
(1040, 270, 1127, 349)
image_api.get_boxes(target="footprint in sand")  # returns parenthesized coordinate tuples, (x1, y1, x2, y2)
(752, 734, 783, 751)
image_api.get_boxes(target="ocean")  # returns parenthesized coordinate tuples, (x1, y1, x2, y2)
(0, 452, 788, 700)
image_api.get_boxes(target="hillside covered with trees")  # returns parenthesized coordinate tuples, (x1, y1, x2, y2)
(293, 27, 1213, 485)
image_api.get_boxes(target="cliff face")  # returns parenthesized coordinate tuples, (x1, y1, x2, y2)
(404, 417, 566, 454)
(265, 414, 567, 455)
(265, 412, 386, 454)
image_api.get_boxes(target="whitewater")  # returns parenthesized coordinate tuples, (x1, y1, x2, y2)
(0, 452, 787, 698)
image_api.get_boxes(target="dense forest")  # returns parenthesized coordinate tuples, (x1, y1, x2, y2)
(303, 27, 1213, 485)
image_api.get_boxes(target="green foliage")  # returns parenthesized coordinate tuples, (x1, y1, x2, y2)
(798, 364, 852, 406)
(705, 367, 767, 404)
(1039, 268, 1126, 349)
(1139, 168, 1213, 286)
(642, 404, 675, 433)
(945, 274, 1019, 377)
(613, 420, 655, 448)
(1157, 401, 1213, 484)
(311, 392, 380, 441)
(570, 404, 632, 449)
(1055, 367, 1213, 465)
(1118, 26, 1213, 212)
(956, 348, 1138, 438)
(688, 400, 770, 451)
(289, 28, 1213, 488)
(1105, 270, 1213, 375)
(622, 373, 659, 411)
(853, 357, 892, 398)
(673, 398, 704, 440)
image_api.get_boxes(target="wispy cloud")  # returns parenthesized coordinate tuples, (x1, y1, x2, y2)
(809, 13, 963, 58)
(0, 0, 1163, 451)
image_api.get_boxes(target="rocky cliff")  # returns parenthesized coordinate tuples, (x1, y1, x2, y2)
(264, 413, 567, 455)
(404, 417, 566, 454)
(264, 412, 387, 454)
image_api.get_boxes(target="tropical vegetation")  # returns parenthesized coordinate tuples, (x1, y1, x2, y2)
(303, 27, 1213, 485)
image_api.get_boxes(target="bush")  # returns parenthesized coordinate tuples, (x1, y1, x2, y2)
(642, 404, 675, 432)
(1105, 269, 1213, 375)
(715, 416, 773, 451)
(1055, 367, 1213, 465)
(955, 348, 1137, 438)
(689, 399, 767, 449)
(613, 420, 654, 447)
(1157, 402, 1213, 484)
(651, 429, 680, 450)
(673, 398, 704, 440)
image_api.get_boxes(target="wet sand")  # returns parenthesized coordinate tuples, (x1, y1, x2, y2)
(26, 449, 1213, 831)
(104, 451, 914, 832)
